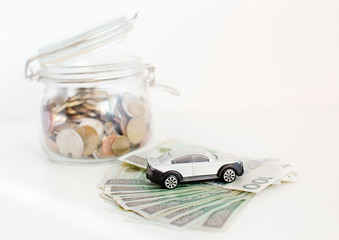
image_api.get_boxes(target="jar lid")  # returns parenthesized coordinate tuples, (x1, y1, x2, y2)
(25, 14, 138, 82)
(25, 14, 180, 96)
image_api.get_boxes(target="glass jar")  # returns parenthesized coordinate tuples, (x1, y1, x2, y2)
(25, 15, 178, 163)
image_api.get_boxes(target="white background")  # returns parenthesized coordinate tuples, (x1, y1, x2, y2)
(1, 0, 339, 119)
(0, 0, 339, 240)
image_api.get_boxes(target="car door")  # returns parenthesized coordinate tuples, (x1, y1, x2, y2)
(192, 154, 216, 176)
(170, 155, 193, 178)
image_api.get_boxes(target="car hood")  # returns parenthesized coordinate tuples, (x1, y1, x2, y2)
(147, 157, 160, 167)
(215, 153, 243, 164)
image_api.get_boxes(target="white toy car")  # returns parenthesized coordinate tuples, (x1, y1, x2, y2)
(146, 148, 244, 189)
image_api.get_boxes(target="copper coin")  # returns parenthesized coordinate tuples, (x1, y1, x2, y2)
(126, 117, 147, 145)
(76, 126, 99, 157)
(56, 129, 84, 158)
(101, 135, 118, 156)
(70, 114, 86, 121)
(42, 110, 53, 134)
(111, 135, 130, 156)
(44, 137, 59, 154)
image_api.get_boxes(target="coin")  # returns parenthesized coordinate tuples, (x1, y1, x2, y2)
(80, 93, 92, 100)
(47, 95, 68, 111)
(69, 94, 82, 102)
(76, 106, 89, 114)
(42, 110, 53, 133)
(120, 116, 128, 136)
(44, 89, 151, 161)
(102, 135, 118, 156)
(53, 121, 77, 134)
(122, 96, 146, 118)
(44, 137, 59, 154)
(126, 117, 147, 145)
(70, 114, 86, 121)
(111, 135, 130, 156)
(53, 113, 67, 125)
(76, 126, 99, 157)
(56, 129, 84, 158)
(104, 121, 119, 135)
(93, 148, 109, 159)
(91, 91, 108, 99)
(83, 102, 97, 111)
(128, 101, 146, 117)
(79, 118, 104, 137)
(55, 102, 68, 113)
(88, 112, 98, 118)
(66, 108, 77, 115)
(67, 100, 84, 108)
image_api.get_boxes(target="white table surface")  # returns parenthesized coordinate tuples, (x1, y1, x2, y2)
(1, 107, 338, 240)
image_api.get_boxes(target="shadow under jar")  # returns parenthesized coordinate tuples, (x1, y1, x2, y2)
(38, 56, 153, 163)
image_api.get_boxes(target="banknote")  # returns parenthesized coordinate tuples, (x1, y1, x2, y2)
(124, 190, 233, 219)
(158, 192, 251, 226)
(167, 194, 252, 229)
(100, 143, 296, 231)
(190, 194, 255, 231)
(112, 188, 225, 211)
(118, 139, 296, 193)
(209, 161, 296, 193)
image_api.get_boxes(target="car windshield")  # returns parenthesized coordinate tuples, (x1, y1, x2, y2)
(157, 153, 170, 163)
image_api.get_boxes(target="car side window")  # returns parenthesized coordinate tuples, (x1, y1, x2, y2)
(171, 155, 192, 164)
(191, 154, 209, 163)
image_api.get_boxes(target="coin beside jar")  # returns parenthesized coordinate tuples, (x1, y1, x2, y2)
(41, 89, 151, 160)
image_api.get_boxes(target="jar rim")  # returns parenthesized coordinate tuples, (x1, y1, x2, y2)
(38, 55, 145, 83)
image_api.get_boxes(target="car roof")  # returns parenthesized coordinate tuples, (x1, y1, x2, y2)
(168, 148, 210, 157)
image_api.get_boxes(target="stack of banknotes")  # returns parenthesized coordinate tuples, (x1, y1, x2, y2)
(99, 140, 297, 231)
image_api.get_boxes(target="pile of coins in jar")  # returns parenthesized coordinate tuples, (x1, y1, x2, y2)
(42, 88, 151, 160)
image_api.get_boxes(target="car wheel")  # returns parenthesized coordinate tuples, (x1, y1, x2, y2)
(222, 168, 237, 183)
(163, 175, 179, 189)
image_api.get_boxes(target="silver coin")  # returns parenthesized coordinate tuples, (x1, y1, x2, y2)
(56, 129, 84, 158)
(104, 121, 119, 136)
(121, 95, 147, 118)
(79, 118, 104, 137)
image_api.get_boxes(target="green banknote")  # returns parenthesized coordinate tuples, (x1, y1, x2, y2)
(190, 194, 255, 231)
(99, 146, 293, 231)
(117, 139, 296, 193)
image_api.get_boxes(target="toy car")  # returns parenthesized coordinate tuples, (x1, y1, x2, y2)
(146, 148, 244, 189)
